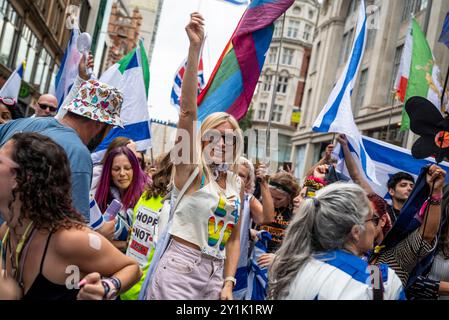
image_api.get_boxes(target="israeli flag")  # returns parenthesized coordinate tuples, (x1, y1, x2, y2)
(334, 136, 449, 202)
(0, 62, 25, 100)
(312, 0, 379, 184)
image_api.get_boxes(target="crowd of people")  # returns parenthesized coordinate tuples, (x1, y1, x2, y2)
(0, 13, 448, 300)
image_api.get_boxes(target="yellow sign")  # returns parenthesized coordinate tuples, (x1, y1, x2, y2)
(291, 111, 301, 124)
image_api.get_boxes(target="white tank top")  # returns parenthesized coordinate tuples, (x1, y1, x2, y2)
(170, 171, 242, 259)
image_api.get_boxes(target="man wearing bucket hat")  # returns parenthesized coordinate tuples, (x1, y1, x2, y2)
(0, 56, 123, 222)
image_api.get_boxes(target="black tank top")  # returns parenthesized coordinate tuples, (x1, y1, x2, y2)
(22, 231, 79, 300)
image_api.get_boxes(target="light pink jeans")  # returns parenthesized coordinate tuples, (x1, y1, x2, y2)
(148, 239, 224, 300)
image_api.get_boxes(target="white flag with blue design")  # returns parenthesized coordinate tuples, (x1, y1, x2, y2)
(0, 62, 25, 100)
(312, 0, 379, 184)
(54, 28, 82, 108)
(92, 40, 151, 163)
(334, 136, 449, 202)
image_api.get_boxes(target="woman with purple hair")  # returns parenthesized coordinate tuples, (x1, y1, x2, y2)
(95, 146, 149, 251)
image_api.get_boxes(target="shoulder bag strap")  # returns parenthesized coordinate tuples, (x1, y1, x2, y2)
(169, 167, 199, 221)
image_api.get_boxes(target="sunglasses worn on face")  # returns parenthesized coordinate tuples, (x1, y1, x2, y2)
(38, 103, 57, 112)
(0, 97, 16, 106)
(205, 132, 237, 146)
(365, 215, 381, 226)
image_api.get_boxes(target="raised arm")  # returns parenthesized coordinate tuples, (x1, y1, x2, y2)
(420, 165, 446, 244)
(250, 164, 275, 225)
(173, 13, 205, 190)
(304, 143, 334, 178)
(336, 134, 374, 194)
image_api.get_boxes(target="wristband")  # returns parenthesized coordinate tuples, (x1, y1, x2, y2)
(101, 278, 119, 300)
(429, 198, 442, 206)
(431, 193, 443, 201)
(223, 276, 236, 288)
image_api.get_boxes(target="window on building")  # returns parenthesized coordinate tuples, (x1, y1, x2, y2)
(294, 145, 306, 179)
(293, 5, 301, 15)
(355, 68, 369, 112)
(312, 41, 321, 72)
(79, 0, 92, 32)
(415, 0, 428, 12)
(25, 35, 39, 83)
(402, 0, 414, 21)
(278, 134, 292, 163)
(365, 124, 406, 147)
(366, 29, 377, 50)
(0, 2, 21, 68)
(35, 49, 52, 93)
(287, 20, 300, 39)
(263, 75, 273, 91)
(258, 103, 267, 120)
(347, 0, 357, 17)
(271, 104, 284, 122)
(276, 76, 289, 94)
(303, 24, 312, 41)
(309, 10, 315, 19)
(390, 44, 404, 103)
(47, 66, 58, 95)
(338, 28, 354, 66)
(274, 21, 282, 37)
(51, 1, 64, 40)
(268, 47, 278, 64)
(282, 48, 294, 65)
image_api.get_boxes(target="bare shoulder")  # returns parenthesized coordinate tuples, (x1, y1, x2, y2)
(52, 226, 103, 256)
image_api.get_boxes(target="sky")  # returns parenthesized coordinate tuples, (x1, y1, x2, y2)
(148, 0, 246, 123)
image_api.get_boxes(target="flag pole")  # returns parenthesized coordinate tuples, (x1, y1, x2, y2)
(441, 64, 449, 114)
(197, 0, 203, 12)
(266, 12, 287, 164)
(386, 90, 397, 139)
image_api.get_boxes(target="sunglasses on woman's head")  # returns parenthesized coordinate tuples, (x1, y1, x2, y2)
(38, 103, 57, 112)
(0, 97, 16, 106)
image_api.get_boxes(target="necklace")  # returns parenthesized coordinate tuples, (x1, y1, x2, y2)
(2, 221, 34, 279)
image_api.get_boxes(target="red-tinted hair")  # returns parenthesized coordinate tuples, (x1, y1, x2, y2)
(367, 193, 392, 235)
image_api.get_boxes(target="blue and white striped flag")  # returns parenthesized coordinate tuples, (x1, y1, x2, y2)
(0, 62, 25, 100)
(312, 0, 379, 184)
(54, 28, 82, 108)
(333, 135, 449, 201)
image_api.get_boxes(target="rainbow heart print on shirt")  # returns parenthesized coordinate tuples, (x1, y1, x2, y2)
(207, 194, 240, 251)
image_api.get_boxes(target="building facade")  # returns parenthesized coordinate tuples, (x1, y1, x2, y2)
(248, 0, 319, 169)
(127, 0, 162, 64)
(0, 0, 101, 114)
(103, 1, 142, 70)
(291, 0, 449, 179)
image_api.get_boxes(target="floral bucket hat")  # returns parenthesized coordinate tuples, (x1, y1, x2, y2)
(63, 80, 124, 128)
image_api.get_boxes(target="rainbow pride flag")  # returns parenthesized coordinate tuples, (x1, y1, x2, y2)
(197, 0, 294, 121)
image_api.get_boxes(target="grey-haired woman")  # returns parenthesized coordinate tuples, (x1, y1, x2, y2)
(269, 183, 405, 300)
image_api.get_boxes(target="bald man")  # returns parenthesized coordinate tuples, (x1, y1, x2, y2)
(33, 94, 58, 117)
